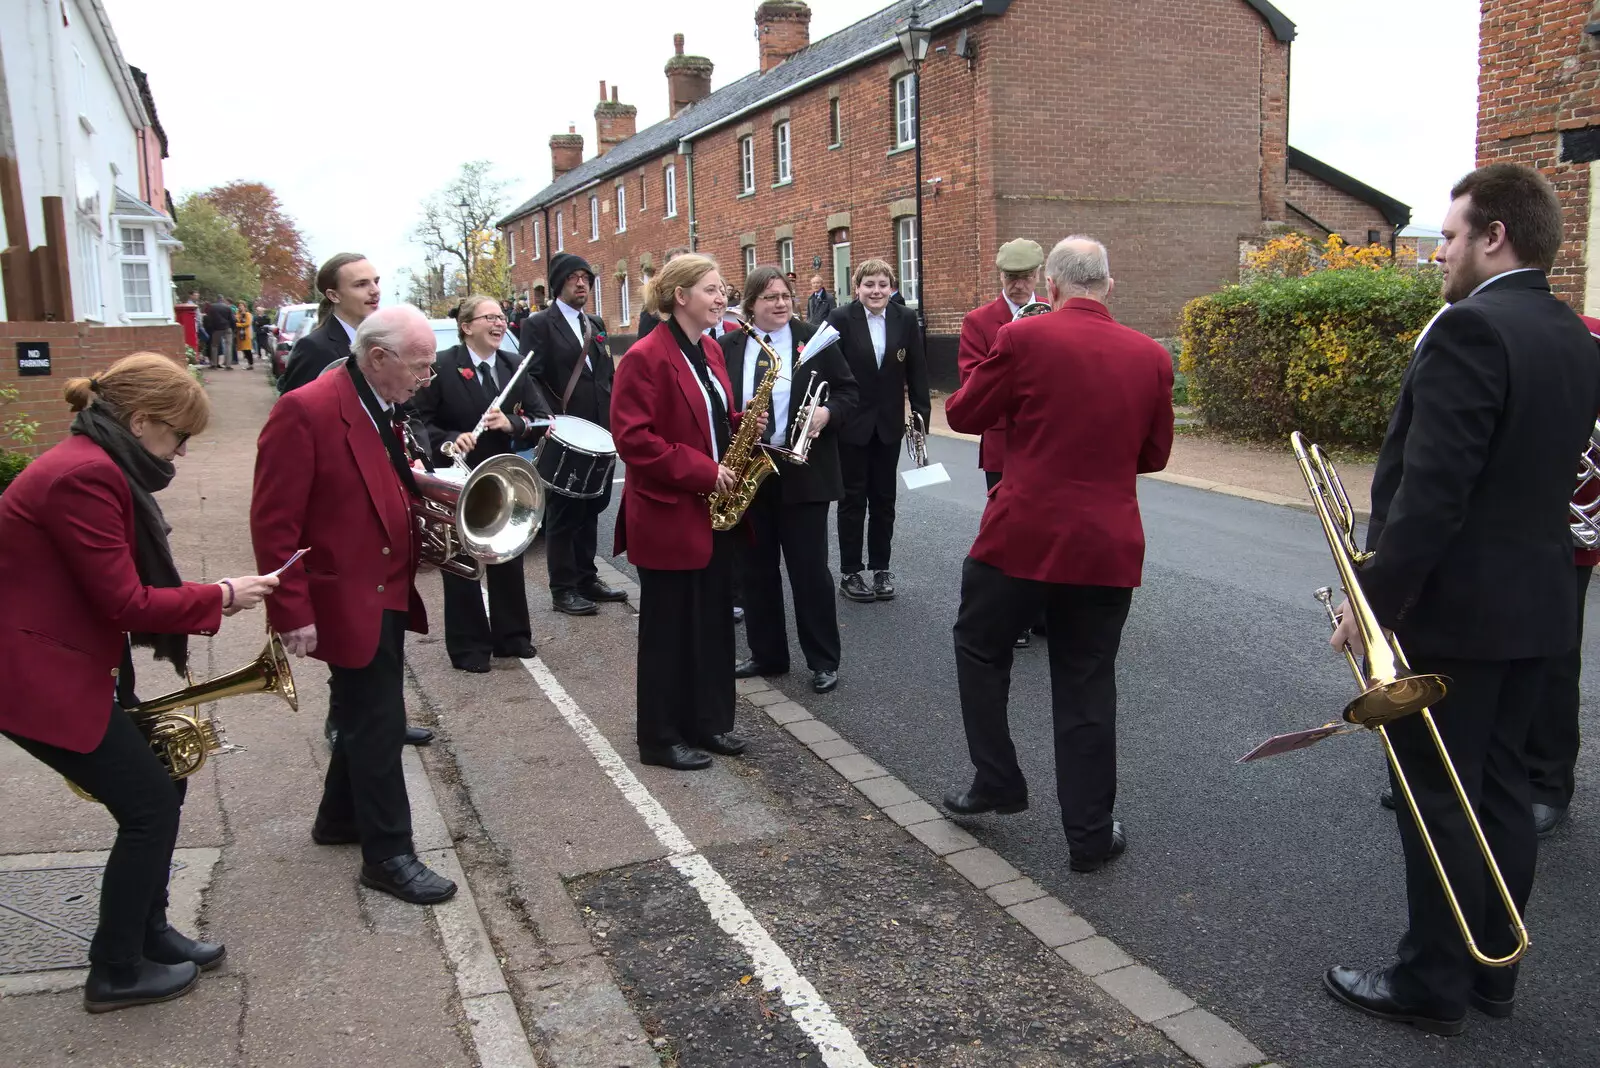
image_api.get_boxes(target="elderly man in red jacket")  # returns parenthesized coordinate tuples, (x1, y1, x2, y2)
(941, 235, 1174, 873)
(251, 304, 456, 905)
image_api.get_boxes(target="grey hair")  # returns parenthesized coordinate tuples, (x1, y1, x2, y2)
(354, 304, 429, 367)
(1046, 236, 1111, 296)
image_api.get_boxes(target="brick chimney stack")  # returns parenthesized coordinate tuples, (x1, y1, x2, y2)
(756, 1, 811, 74)
(594, 81, 637, 158)
(550, 124, 583, 180)
(664, 33, 714, 116)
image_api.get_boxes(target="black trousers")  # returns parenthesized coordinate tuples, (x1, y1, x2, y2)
(317, 609, 414, 864)
(1525, 563, 1591, 807)
(740, 478, 840, 672)
(442, 554, 531, 662)
(636, 532, 737, 750)
(984, 470, 1045, 636)
(1386, 654, 1545, 1009)
(837, 434, 900, 574)
(545, 478, 612, 592)
(952, 555, 1132, 858)
(7, 708, 184, 966)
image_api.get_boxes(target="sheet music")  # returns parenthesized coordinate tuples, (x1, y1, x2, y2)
(266, 548, 310, 579)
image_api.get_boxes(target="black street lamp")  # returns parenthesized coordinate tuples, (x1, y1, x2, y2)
(895, 11, 932, 338)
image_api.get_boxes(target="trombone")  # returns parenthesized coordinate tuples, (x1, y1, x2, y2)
(1292, 431, 1528, 967)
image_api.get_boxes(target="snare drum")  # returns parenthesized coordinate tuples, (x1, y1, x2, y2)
(535, 415, 617, 499)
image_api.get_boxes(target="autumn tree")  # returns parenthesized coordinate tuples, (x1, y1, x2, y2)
(198, 180, 314, 304)
(414, 162, 507, 297)
(172, 195, 260, 301)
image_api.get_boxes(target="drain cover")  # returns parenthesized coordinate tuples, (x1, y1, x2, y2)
(0, 860, 184, 974)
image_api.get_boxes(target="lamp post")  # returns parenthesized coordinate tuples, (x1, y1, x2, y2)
(895, 11, 931, 339)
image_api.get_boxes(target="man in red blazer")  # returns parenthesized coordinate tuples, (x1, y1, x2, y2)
(941, 236, 1174, 873)
(251, 304, 456, 905)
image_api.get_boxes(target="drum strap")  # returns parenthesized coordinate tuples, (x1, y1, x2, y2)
(560, 317, 590, 413)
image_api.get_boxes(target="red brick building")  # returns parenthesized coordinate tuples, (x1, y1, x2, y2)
(1477, 1, 1600, 312)
(500, 0, 1406, 383)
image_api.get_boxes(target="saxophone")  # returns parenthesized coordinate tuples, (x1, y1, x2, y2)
(708, 316, 783, 531)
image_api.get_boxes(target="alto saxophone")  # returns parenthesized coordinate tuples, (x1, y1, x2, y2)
(708, 316, 783, 531)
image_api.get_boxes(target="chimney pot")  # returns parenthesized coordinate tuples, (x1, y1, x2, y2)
(674, 32, 684, 55)
(611, 86, 619, 103)
(599, 79, 607, 101)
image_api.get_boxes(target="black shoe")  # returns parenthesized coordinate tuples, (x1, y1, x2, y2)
(83, 959, 199, 1013)
(1469, 987, 1515, 1018)
(578, 579, 629, 603)
(405, 725, 433, 746)
(639, 744, 713, 770)
(942, 788, 1028, 816)
(812, 670, 838, 694)
(1070, 821, 1128, 873)
(1379, 785, 1396, 810)
(145, 924, 226, 971)
(735, 657, 788, 679)
(1323, 965, 1466, 1036)
(733, 606, 745, 624)
(552, 589, 599, 616)
(840, 573, 875, 602)
(1014, 632, 1031, 649)
(453, 655, 492, 673)
(1532, 802, 1567, 837)
(698, 733, 747, 756)
(872, 571, 896, 599)
(311, 820, 360, 846)
(494, 640, 536, 660)
(359, 853, 457, 905)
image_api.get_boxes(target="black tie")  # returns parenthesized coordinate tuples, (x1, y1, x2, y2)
(755, 335, 775, 443)
(478, 360, 497, 401)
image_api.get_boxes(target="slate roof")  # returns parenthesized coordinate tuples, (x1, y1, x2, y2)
(1288, 147, 1411, 228)
(112, 187, 168, 220)
(499, 0, 1298, 226)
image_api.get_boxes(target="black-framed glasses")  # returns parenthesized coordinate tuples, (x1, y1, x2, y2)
(157, 419, 192, 446)
(758, 292, 794, 303)
(468, 313, 508, 324)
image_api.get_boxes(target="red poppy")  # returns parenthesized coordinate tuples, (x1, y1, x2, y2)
(459, 367, 475, 380)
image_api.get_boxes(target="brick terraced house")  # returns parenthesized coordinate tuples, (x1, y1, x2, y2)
(500, 0, 1408, 383)
(1477, 1, 1600, 313)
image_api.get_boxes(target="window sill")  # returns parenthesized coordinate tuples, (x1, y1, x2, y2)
(664, 212, 679, 220)
(771, 178, 793, 189)
(828, 142, 842, 150)
(887, 143, 917, 158)
(79, 113, 96, 135)
(736, 190, 756, 200)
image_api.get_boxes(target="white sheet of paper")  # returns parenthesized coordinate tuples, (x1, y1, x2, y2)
(901, 462, 950, 490)
(796, 322, 841, 366)
(267, 548, 310, 578)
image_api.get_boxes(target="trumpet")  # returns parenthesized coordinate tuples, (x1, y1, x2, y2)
(1292, 431, 1528, 967)
(765, 370, 829, 465)
(905, 410, 930, 467)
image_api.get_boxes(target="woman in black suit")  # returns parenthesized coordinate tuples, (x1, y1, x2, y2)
(825, 259, 930, 603)
(412, 294, 552, 672)
(722, 267, 858, 694)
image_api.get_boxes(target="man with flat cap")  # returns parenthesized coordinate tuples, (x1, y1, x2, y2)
(958, 238, 1047, 647)
(519, 253, 626, 616)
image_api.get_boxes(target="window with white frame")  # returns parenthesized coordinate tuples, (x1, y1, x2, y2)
(778, 238, 794, 276)
(616, 185, 627, 233)
(77, 224, 104, 320)
(509, 230, 517, 266)
(894, 73, 917, 148)
(896, 216, 920, 305)
(620, 275, 631, 326)
(639, 174, 647, 212)
(774, 121, 791, 183)
(665, 165, 678, 217)
(593, 278, 603, 319)
(590, 196, 599, 240)
(829, 98, 842, 147)
(743, 245, 756, 280)
(532, 220, 540, 259)
(739, 136, 755, 195)
(119, 224, 153, 313)
(556, 211, 564, 252)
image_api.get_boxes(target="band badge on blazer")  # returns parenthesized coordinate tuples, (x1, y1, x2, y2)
(895, 347, 906, 363)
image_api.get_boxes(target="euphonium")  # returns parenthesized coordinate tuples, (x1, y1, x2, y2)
(402, 418, 543, 581)
(708, 314, 782, 531)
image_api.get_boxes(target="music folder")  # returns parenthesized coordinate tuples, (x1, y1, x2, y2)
(901, 462, 950, 490)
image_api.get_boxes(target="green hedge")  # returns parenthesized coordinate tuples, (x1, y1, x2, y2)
(1178, 267, 1443, 446)
(0, 450, 29, 496)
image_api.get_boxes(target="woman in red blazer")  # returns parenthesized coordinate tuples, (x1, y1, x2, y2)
(612, 255, 763, 770)
(0, 354, 276, 1013)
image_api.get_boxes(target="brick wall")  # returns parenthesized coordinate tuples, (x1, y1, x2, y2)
(0, 323, 187, 454)
(1477, 0, 1600, 306)
(1285, 166, 1396, 246)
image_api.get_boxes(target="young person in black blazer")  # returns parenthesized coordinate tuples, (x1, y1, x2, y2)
(518, 253, 626, 616)
(1324, 164, 1600, 1035)
(412, 294, 553, 672)
(826, 259, 930, 603)
(721, 267, 859, 694)
(278, 253, 382, 394)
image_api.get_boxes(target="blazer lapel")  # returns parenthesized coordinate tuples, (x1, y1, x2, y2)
(672, 347, 716, 454)
(725, 332, 748, 408)
(336, 371, 406, 547)
(883, 307, 903, 378)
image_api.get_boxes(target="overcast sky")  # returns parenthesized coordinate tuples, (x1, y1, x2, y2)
(100, 0, 1477, 305)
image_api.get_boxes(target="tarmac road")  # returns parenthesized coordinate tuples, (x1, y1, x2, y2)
(599, 432, 1600, 1068)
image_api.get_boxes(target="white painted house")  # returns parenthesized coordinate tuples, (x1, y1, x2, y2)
(0, 0, 177, 324)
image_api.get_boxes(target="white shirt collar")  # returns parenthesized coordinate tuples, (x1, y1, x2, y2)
(1470, 267, 1541, 296)
(334, 314, 358, 342)
(1002, 293, 1035, 318)
(556, 298, 583, 321)
(865, 307, 887, 320)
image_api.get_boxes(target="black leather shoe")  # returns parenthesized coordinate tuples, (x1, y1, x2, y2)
(494, 640, 536, 659)
(1323, 964, 1466, 1036)
(1379, 785, 1396, 811)
(735, 657, 788, 679)
(405, 725, 433, 746)
(360, 853, 457, 904)
(699, 733, 747, 756)
(1532, 802, 1567, 837)
(872, 571, 896, 599)
(552, 589, 599, 616)
(578, 580, 629, 603)
(733, 606, 745, 624)
(145, 924, 226, 971)
(1469, 987, 1515, 1018)
(453, 655, 492, 673)
(639, 744, 713, 770)
(1014, 632, 1031, 649)
(311, 821, 360, 846)
(1071, 821, 1128, 873)
(83, 959, 199, 1013)
(812, 670, 838, 694)
(840, 573, 875, 602)
(942, 788, 1028, 816)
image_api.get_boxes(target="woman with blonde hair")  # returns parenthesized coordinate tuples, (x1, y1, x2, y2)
(0, 353, 278, 1012)
(611, 255, 764, 770)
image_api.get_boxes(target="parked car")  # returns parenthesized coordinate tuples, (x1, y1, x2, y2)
(273, 303, 319, 376)
(428, 318, 520, 357)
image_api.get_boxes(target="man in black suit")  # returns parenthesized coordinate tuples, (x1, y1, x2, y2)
(805, 274, 836, 325)
(826, 259, 930, 603)
(1324, 163, 1600, 1035)
(722, 267, 858, 694)
(279, 254, 382, 394)
(412, 295, 552, 672)
(518, 253, 626, 615)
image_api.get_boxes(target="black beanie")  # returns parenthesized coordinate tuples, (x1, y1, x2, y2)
(548, 253, 594, 304)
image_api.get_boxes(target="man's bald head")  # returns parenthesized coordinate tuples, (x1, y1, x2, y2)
(1045, 236, 1114, 306)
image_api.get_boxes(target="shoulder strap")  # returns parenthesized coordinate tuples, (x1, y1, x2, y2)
(559, 315, 589, 412)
